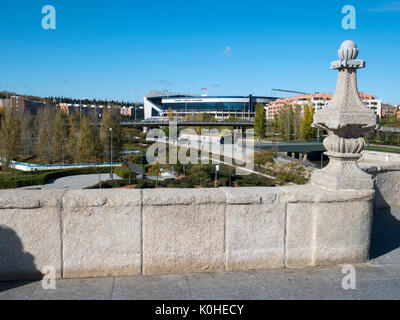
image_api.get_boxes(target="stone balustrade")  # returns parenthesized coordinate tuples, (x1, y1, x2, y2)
(0, 186, 375, 281)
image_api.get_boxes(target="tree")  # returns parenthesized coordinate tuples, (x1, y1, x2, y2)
(53, 110, 69, 163)
(17, 111, 35, 160)
(78, 115, 96, 162)
(36, 107, 56, 163)
(277, 104, 294, 140)
(0, 110, 21, 165)
(101, 109, 123, 162)
(293, 105, 302, 140)
(254, 150, 276, 171)
(147, 162, 160, 176)
(67, 113, 80, 162)
(254, 103, 266, 138)
(301, 103, 316, 140)
(273, 114, 279, 134)
(168, 108, 174, 121)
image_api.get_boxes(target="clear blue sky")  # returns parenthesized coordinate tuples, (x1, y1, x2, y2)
(1, 0, 399, 104)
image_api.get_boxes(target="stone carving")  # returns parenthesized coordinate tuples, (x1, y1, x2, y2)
(311, 40, 378, 190)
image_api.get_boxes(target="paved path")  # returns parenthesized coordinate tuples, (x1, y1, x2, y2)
(20, 174, 122, 190)
(1, 208, 399, 300)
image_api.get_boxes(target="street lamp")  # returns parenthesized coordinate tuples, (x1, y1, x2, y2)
(110, 127, 113, 180)
(215, 164, 220, 188)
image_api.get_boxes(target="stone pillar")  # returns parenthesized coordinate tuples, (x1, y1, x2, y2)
(311, 40, 378, 190)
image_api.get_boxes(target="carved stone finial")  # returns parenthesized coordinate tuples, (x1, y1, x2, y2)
(338, 40, 358, 60)
(311, 40, 378, 190)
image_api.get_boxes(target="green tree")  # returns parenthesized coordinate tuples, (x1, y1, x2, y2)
(273, 113, 279, 134)
(17, 111, 35, 160)
(278, 104, 294, 140)
(300, 103, 316, 140)
(53, 111, 69, 163)
(254, 150, 276, 171)
(67, 113, 80, 162)
(36, 107, 56, 163)
(101, 109, 123, 162)
(78, 116, 97, 162)
(147, 162, 160, 176)
(254, 103, 266, 138)
(293, 105, 302, 140)
(0, 110, 21, 164)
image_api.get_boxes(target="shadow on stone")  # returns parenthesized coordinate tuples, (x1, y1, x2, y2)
(0, 225, 42, 288)
(370, 208, 400, 259)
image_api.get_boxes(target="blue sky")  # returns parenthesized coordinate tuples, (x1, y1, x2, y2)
(1, 0, 399, 104)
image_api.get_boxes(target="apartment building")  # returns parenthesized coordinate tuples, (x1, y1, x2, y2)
(265, 92, 382, 120)
(4, 96, 47, 115)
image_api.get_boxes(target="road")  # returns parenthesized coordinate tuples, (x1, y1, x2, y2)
(20, 174, 122, 190)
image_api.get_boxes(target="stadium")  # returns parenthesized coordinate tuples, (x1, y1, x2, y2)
(144, 90, 276, 120)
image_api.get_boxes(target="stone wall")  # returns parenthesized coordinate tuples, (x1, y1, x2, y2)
(0, 185, 374, 281)
(361, 162, 400, 209)
(361, 150, 400, 163)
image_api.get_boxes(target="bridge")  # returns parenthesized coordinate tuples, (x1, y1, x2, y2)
(379, 126, 400, 133)
(120, 119, 400, 133)
(256, 141, 325, 153)
(120, 120, 255, 128)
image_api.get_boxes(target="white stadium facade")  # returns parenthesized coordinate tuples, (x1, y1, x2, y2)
(144, 90, 277, 120)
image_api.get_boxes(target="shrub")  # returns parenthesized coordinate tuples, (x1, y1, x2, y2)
(0, 167, 111, 189)
(114, 165, 136, 179)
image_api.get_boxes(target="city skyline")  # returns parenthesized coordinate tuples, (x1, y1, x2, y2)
(1, 0, 400, 104)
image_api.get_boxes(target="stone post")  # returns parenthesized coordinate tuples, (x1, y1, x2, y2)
(311, 40, 378, 190)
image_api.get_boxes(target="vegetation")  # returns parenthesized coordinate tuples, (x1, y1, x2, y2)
(254, 150, 276, 171)
(87, 163, 276, 189)
(254, 103, 266, 138)
(0, 110, 21, 165)
(270, 101, 317, 141)
(274, 163, 309, 186)
(0, 108, 123, 165)
(380, 116, 400, 128)
(0, 167, 111, 189)
(300, 104, 316, 140)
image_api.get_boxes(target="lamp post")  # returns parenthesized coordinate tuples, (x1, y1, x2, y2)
(215, 164, 220, 188)
(109, 127, 113, 180)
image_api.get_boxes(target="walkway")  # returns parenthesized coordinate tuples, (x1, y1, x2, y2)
(20, 174, 122, 190)
(1, 208, 399, 300)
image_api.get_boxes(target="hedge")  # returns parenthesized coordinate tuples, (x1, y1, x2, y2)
(0, 167, 111, 189)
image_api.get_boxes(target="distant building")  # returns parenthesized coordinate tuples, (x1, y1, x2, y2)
(58, 103, 105, 118)
(265, 92, 382, 120)
(144, 90, 276, 120)
(57, 103, 129, 120)
(120, 105, 144, 120)
(120, 106, 133, 117)
(381, 104, 398, 118)
(5, 96, 48, 115)
(266, 92, 332, 120)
